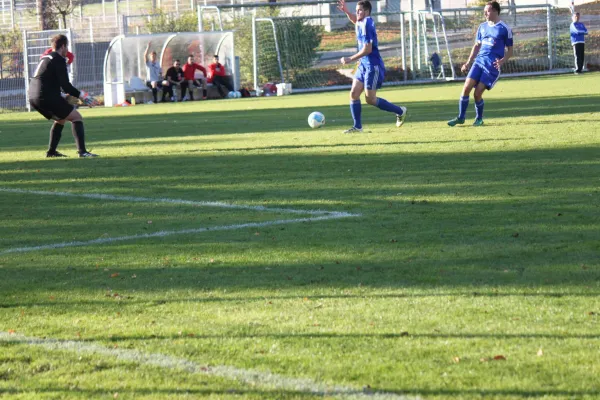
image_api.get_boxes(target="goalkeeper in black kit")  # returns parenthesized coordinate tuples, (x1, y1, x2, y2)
(28, 34, 99, 158)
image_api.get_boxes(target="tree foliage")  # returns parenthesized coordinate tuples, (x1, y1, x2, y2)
(145, 9, 198, 33)
(36, 0, 82, 30)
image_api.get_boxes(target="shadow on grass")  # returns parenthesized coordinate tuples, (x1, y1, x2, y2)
(0, 93, 598, 150)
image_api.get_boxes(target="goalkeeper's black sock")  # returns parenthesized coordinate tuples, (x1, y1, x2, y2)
(72, 121, 87, 154)
(152, 88, 158, 103)
(48, 122, 64, 153)
(203, 89, 207, 98)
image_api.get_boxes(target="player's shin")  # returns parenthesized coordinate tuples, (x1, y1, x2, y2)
(48, 122, 64, 153)
(72, 121, 87, 154)
(375, 98, 404, 115)
(475, 100, 484, 120)
(350, 99, 362, 129)
(459, 96, 469, 120)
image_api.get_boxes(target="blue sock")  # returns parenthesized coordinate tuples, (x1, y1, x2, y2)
(350, 100, 362, 129)
(458, 96, 469, 120)
(375, 97, 403, 115)
(475, 100, 484, 120)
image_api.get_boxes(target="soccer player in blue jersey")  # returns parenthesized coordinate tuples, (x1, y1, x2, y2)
(337, 0, 407, 133)
(448, 1, 513, 127)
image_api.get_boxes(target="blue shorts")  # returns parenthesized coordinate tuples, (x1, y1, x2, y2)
(354, 63, 385, 90)
(467, 62, 500, 90)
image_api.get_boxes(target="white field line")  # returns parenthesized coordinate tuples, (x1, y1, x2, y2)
(0, 332, 417, 400)
(0, 215, 354, 255)
(0, 188, 361, 255)
(0, 188, 353, 216)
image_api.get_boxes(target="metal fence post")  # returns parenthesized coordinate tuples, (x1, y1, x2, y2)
(90, 17, 96, 94)
(10, 0, 15, 29)
(252, 15, 258, 92)
(400, 11, 407, 81)
(547, 5, 553, 70)
(23, 30, 30, 111)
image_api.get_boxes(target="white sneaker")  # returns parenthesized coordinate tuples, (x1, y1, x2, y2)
(147, 100, 154, 104)
(343, 127, 363, 134)
(396, 106, 407, 127)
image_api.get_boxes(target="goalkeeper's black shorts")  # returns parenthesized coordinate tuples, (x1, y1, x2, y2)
(29, 96, 74, 121)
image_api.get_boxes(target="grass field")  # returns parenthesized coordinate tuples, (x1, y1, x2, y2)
(1, 73, 600, 400)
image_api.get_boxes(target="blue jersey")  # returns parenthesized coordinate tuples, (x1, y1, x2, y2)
(475, 21, 513, 65)
(356, 16, 383, 67)
(570, 22, 588, 44)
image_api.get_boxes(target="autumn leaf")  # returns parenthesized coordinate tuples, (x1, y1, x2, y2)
(453, 356, 461, 363)
(493, 355, 507, 361)
(7, 329, 15, 335)
(537, 348, 543, 356)
(111, 273, 120, 278)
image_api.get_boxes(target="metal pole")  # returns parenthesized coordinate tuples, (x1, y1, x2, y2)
(102, 0, 106, 22)
(547, 5, 553, 70)
(10, 0, 14, 28)
(400, 11, 407, 81)
(409, 10, 414, 74)
(438, 12, 455, 79)
(420, 13, 433, 79)
(23, 30, 30, 111)
(416, 12, 421, 71)
(430, 10, 444, 78)
(252, 15, 258, 92)
(90, 18, 96, 93)
(198, 4, 203, 31)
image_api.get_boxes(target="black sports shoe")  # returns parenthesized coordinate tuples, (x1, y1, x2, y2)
(46, 151, 68, 158)
(79, 151, 99, 158)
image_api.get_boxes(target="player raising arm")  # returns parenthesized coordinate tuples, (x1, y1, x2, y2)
(337, 0, 407, 133)
(447, 0, 513, 127)
(28, 34, 98, 158)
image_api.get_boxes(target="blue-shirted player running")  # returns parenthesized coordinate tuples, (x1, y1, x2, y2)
(448, 1, 513, 127)
(337, 0, 407, 133)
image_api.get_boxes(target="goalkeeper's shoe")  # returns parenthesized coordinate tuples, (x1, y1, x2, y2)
(473, 118, 484, 127)
(447, 117, 465, 127)
(46, 150, 68, 158)
(79, 151, 99, 158)
(343, 127, 363, 134)
(396, 106, 408, 127)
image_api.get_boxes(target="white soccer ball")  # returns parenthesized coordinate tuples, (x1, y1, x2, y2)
(307, 111, 325, 129)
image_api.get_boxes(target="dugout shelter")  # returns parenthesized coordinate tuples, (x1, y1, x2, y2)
(103, 32, 236, 106)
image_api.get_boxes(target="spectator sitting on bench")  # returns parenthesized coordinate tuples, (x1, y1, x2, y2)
(181, 55, 207, 100)
(165, 59, 185, 101)
(143, 42, 168, 103)
(207, 54, 234, 98)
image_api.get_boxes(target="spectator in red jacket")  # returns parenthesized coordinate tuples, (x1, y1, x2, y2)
(207, 54, 234, 98)
(42, 47, 74, 65)
(181, 55, 207, 100)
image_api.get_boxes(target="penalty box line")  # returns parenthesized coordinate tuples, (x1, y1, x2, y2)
(0, 332, 417, 400)
(0, 188, 361, 255)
